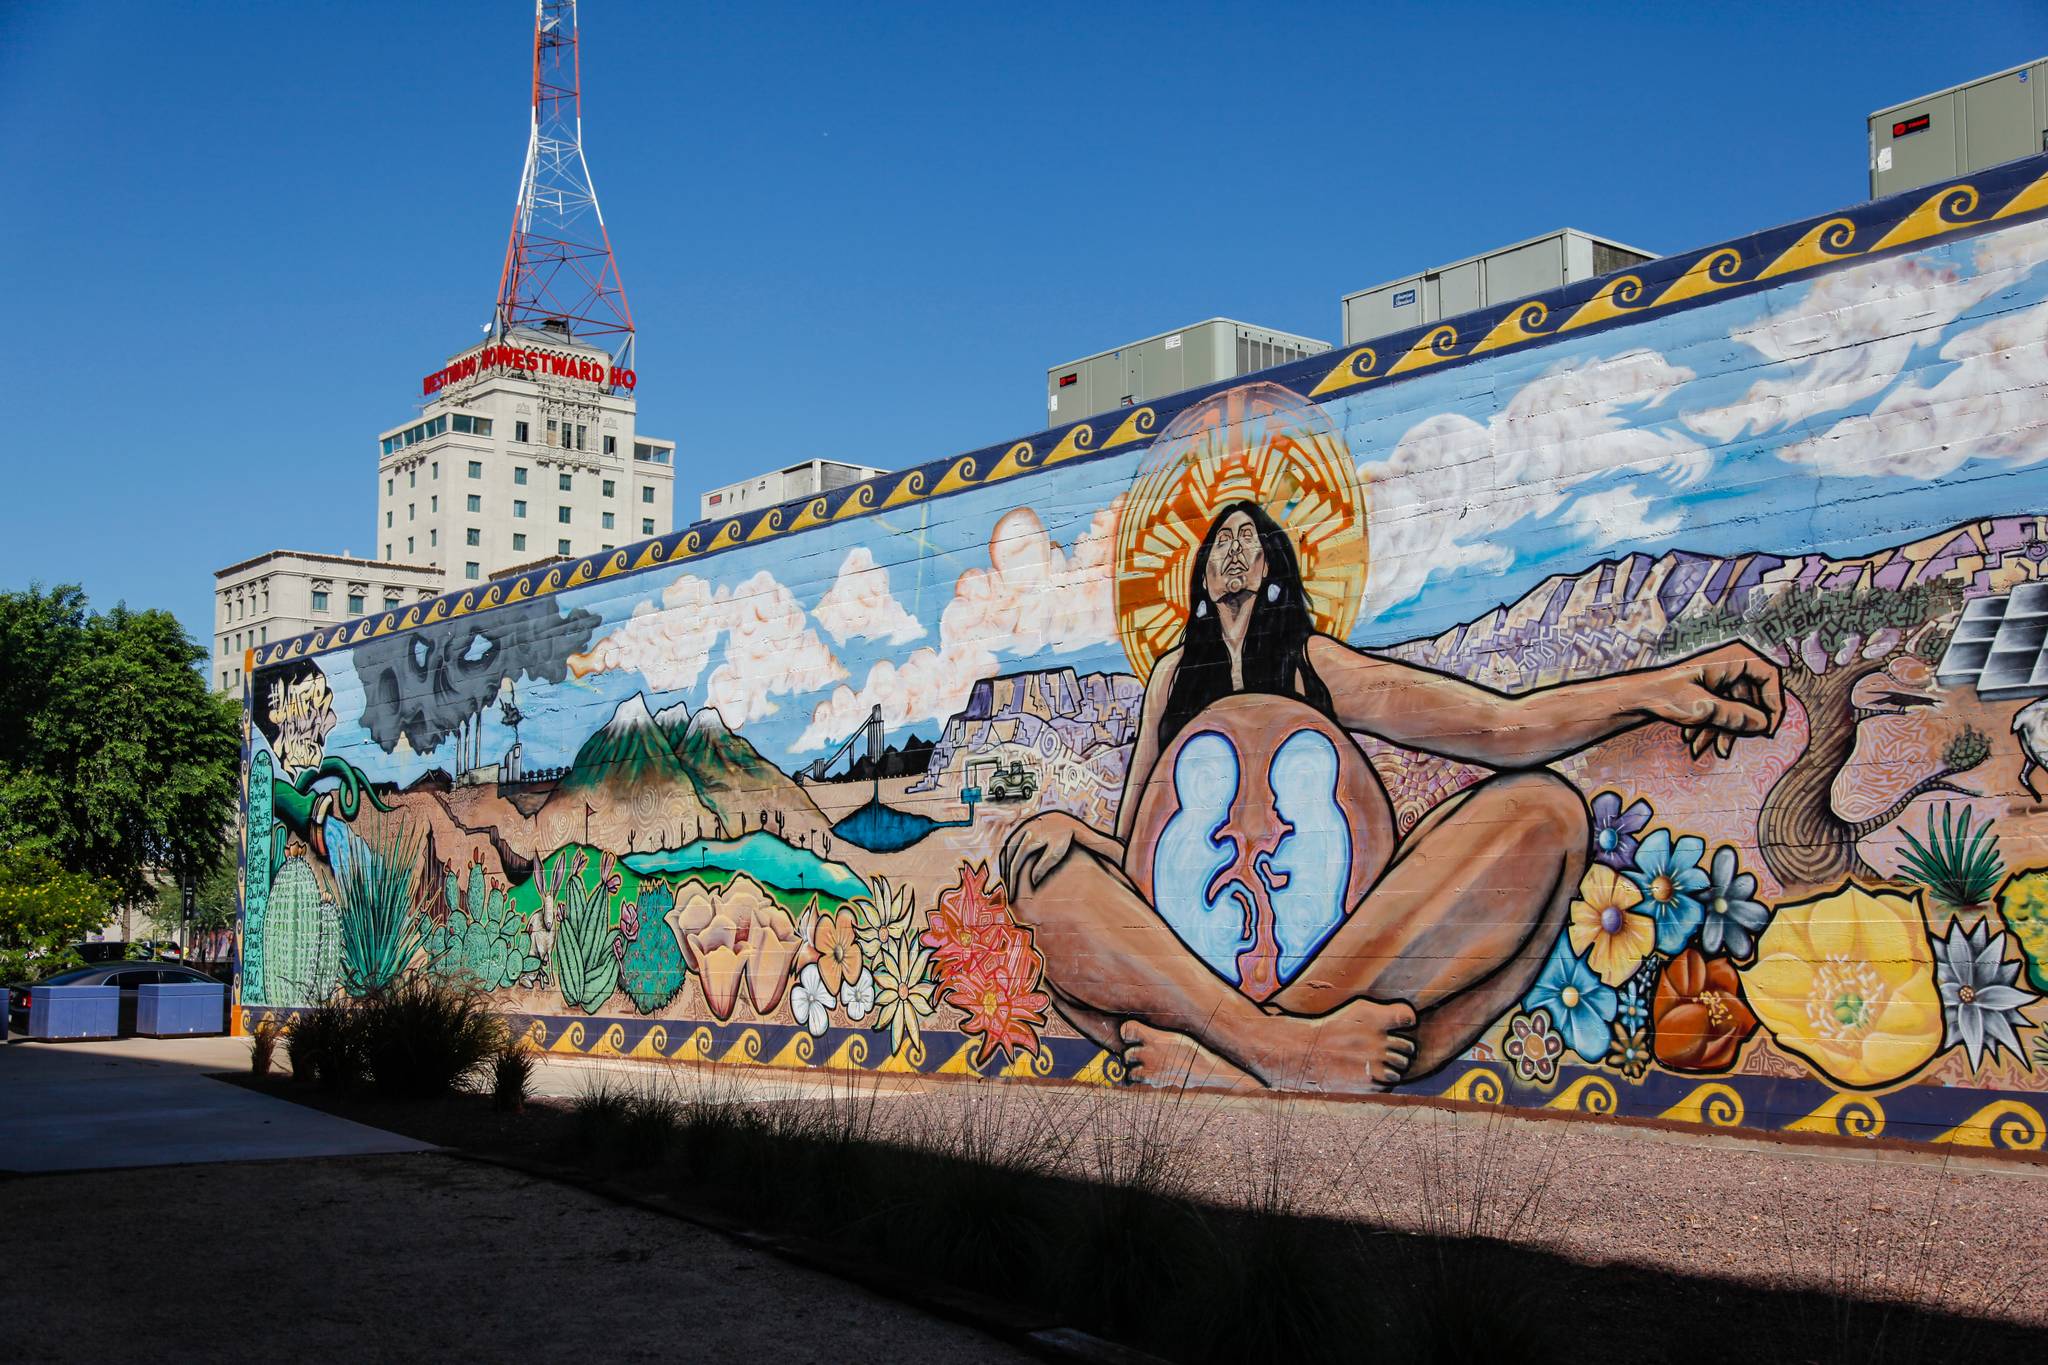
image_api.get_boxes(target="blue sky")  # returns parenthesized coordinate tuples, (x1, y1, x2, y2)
(0, 0, 2039, 648)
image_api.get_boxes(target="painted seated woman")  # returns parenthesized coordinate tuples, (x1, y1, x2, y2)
(1000, 500, 1783, 1093)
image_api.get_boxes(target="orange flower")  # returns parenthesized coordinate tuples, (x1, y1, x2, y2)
(1653, 948, 1759, 1072)
(693, 941, 745, 1021)
(745, 906, 800, 1014)
(812, 905, 863, 997)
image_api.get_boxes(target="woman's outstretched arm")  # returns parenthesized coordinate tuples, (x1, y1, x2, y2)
(1305, 635, 1782, 769)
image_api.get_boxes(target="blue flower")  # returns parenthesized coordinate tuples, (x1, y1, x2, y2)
(1627, 829, 1710, 954)
(1589, 791, 1653, 871)
(1617, 976, 1651, 1033)
(1524, 933, 1618, 1061)
(1698, 844, 1771, 960)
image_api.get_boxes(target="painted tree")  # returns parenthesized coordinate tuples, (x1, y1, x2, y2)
(1659, 581, 1971, 888)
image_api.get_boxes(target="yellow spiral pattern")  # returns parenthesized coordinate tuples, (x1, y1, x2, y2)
(1659, 1082, 1745, 1129)
(1548, 1074, 1619, 1115)
(1931, 1099, 2046, 1150)
(1443, 1067, 1506, 1105)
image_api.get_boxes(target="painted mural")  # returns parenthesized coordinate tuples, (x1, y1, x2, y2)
(242, 156, 2048, 1149)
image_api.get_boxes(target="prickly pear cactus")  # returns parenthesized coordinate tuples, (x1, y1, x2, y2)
(1998, 868, 2048, 993)
(422, 857, 540, 992)
(244, 751, 275, 1003)
(265, 852, 334, 1006)
(620, 879, 686, 1014)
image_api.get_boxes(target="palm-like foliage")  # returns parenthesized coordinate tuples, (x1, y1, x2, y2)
(1898, 801, 2002, 908)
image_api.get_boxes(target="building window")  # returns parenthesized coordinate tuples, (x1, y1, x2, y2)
(311, 590, 330, 612)
(603, 479, 615, 497)
(467, 460, 482, 479)
(465, 562, 480, 581)
(383, 594, 399, 610)
(558, 473, 572, 491)
(515, 420, 529, 443)
(385, 478, 393, 495)
(557, 539, 572, 556)
(512, 533, 526, 552)
(641, 485, 654, 504)
(260, 626, 267, 643)
(575, 423, 587, 451)
(386, 542, 393, 559)
(603, 435, 616, 455)
(560, 424, 573, 450)
(641, 518, 655, 535)
(430, 495, 438, 512)
(347, 592, 365, 614)
(408, 503, 415, 521)
(466, 494, 481, 513)
(385, 511, 392, 527)
(407, 536, 415, 554)
(514, 465, 528, 485)
(545, 418, 557, 444)
(513, 499, 527, 518)
(408, 470, 416, 488)
(602, 543, 614, 551)
(466, 528, 480, 546)
(431, 461, 439, 479)
(429, 529, 438, 547)
(557, 506, 571, 524)
(602, 512, 615, 529)
(453, 415, 492, 436)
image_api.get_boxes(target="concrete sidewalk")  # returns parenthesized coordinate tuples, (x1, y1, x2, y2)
(0, 1035, 432, 1172)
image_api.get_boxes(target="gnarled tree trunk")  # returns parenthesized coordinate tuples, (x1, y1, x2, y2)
(1756, 660, 1883, 890)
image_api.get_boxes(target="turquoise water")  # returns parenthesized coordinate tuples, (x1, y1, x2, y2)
(831, 799, 971, 854)
(623, 831, 868, 901)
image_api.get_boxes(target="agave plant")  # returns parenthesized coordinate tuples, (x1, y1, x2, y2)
(551, 849, 622, 1014)
(1898, 801, 2003, 909)
(336, 821, 426, 997)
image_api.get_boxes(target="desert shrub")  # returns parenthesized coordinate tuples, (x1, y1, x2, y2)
(354, 976, 507, 1099)
(248, 1019, 282, 1077)
(492, 1042, 536, 1113)
(285, 1000, 364, 1090)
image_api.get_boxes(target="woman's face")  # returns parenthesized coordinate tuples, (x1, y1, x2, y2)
(1202, 510, 1267, 604)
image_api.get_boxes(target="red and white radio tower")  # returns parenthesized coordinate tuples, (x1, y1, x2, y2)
(494, 0, 636, 373)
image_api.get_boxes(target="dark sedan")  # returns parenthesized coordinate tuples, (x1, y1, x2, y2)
(7, 964, 224, 1036)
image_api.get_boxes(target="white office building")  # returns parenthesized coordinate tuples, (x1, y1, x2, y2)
(212, 551, 444, 701)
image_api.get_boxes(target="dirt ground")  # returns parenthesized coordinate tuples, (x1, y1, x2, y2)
(0, 1151, 1033, 1364)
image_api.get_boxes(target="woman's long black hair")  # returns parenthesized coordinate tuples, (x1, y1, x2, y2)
(1157, 499, 1332, 748)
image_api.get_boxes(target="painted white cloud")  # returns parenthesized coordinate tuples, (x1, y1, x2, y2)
(1681, 250, 2013, 445)
(569, 569, 845, 727)
(798, 504, 1117, 749)
(1359, 348, 1703, 615)
(1772, 292, 2048, 480)
(1560, 482, 1681, 548)
(810, 546, 925, 646)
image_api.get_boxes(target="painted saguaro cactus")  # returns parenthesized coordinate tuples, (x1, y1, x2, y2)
(243, 750, 275, 1003)
(264, 848, 340, 1006)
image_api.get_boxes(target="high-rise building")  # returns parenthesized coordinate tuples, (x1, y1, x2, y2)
(383, 324, 673, 583)
(211, 552, 443, 701)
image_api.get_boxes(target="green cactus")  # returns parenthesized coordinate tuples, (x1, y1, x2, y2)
(244, 751, 275, 1003)
(1997, 868, 2048, 994)
(619, 879, 686, 1014)
(550, 849, 621, 1014)
(264, 853, 341, 1006)
(421, 857, 540, 992)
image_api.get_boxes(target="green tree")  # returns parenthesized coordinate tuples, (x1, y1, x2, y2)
(149, 855, 239, 956)
(0, 847, 111, 980)
(0, 584, 241, 903)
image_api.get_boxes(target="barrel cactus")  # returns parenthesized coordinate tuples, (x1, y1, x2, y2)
(244, 751, 275, 1003)
(619, 879, 686, 1014)
(422, 856, 539, 992)
(265, 849, 341, 1006)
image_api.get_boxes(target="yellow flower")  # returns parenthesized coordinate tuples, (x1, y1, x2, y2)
(1741, 882, 1941, 1089)
(1567, 864, 1655, 986)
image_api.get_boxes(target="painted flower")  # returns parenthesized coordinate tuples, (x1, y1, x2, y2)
(840, 968, 877, 1024)
(618, 900, 640, 943)
(1627, 829, 1710, 955)
(922, 861, 1013, 974)
(872, 935, 937, 1060)
(1524, 935, 1618, 1061)
(694, 941, 746, 1021)
(1996, 868, 2048, 993)
(850, 875, 916, 957)
(1567, 864, 1656, 986)
(952, 930, 1049, 1066)
(1698, 845, 1770, 961)
(1503, 1009, 1564, 1083)
(1742, 883, 1942, 1088)
(1589, 791, 1654, 870)
(812, 905, 864, 998)
(1617, 973, 1653, 1033)
(1606, 1024, 1653, 1080)
(1652, 948, 1758, 1072)
(790, 962, 833, 1036)
(1931, 917, 2039, 1070)
(743, 906, 802, 1015)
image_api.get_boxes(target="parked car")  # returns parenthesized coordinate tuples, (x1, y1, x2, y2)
(7, 963, 224, 1036)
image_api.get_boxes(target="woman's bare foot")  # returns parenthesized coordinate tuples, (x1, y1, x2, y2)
(1119, 1020, 1262, 1092)
(1236, 998, 1419, 1093)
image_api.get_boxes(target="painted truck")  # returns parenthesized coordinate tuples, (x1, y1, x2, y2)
(242, 154, 2048, 1150)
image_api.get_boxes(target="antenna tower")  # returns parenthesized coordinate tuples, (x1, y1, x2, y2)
(495, 0, 635, 372)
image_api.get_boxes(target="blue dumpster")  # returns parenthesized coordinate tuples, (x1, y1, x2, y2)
(27, 985, 119, 1040)
(137, 981, 227, 1037)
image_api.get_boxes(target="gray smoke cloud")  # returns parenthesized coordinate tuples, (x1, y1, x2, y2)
(354, 601, 601, 756)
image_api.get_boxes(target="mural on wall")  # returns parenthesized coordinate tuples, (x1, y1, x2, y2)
(242, 157, 2048, 1147)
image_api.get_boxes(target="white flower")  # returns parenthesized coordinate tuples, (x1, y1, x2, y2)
(840, 968, 876, 1023)
(790, 963, 832, 1036)
(1933, 917, 2038, 1070)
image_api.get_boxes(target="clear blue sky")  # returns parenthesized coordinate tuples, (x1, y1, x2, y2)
(1, 0, 2040, 648)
